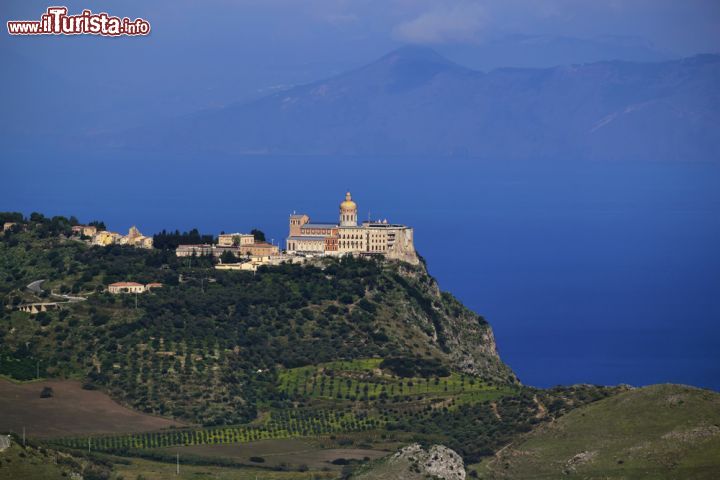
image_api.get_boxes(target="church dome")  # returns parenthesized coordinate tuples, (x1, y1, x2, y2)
(340, 191, 357, 211)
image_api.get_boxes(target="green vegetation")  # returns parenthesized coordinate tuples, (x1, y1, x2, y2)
(394, 384, 622, 464)
(1, 213, 514, 426)
(0, 438, 337, 480)
(220, 250, 240, 264)
(278, 358, 505, 402)
(113, 456, 335, 480)
(0, 347, 46, 380)
(379, 356, 449, 377)
(251, 229, 266, 242)
(152, 228, 215, 250)
(50, 408, 378, 452)
(0, 440, 112, 480)
(476, 384, 720, 479)
(4, 211, 686, 480)
(47, 378, 618, 471)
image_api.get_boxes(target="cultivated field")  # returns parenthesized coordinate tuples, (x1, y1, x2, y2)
(113, 457, 337, 480)
(0, 379, 182, 438)
(50, 408, 379, 451)
(166, 438, 390, 471)
(46, 358, 516, 453)
(278, 358, 507, 401)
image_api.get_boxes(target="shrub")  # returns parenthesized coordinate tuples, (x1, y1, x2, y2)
(380, 357, 449, 378)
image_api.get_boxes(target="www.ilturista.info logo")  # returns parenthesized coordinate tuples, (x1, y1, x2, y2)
(7, 7, 150, 36)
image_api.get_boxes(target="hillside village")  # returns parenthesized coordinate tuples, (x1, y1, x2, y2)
(1, 192, 418, 293)
(38, 223, 157, 249)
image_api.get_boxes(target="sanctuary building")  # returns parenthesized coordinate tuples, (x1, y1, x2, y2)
(286, 192, 417, 264)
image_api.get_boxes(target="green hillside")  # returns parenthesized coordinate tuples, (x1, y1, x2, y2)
(0, 214, 514, 426)
(0, 440, 111, 480)
(478, 384, 720, 479)
(4, 213, 684, 480)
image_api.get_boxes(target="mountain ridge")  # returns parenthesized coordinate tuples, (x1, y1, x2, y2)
(107, 47, 720, 161)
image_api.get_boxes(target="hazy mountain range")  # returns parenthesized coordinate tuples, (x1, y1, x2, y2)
(4, 45, 719, 161)
(113, 47, 718, 161)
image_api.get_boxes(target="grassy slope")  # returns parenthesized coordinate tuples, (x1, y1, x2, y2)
(0, 444, 65, 480)
(477, 384, 720, 479)
(113, 457, 335, 480)
(0, 441, 111, 480)
(1, 225, 515, 426)
(351, 457, 428, 480)
(0, 442, 333, 480)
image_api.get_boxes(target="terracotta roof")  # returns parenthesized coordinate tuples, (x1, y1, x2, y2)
(109, 282, 144, 287)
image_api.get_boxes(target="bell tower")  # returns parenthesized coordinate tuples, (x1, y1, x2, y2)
(339, 191, 358, 227)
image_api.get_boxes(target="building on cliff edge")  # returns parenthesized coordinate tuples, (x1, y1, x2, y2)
(286, 191, 417, 264)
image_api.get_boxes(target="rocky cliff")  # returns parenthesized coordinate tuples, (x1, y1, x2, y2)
(352, 443, 466, 480)
(385, 259, 518, 384)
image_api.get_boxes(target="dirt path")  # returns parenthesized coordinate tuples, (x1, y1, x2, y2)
(533, 394, 548, 419)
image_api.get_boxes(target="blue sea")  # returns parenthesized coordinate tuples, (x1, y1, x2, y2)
(4, 151, 719, 391)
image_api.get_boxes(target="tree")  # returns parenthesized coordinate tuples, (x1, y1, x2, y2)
(251, 229, 266, 242)
(220, 250, 238, 264)
(0, 212, 24, 224)
(89, 220, 106, 231)
(152, 228, 213, 250)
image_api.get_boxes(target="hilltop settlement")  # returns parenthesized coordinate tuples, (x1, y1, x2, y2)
(3, 191, 416, 275)
(2, 192, 418, 292)
(173, 191, 418, 271)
